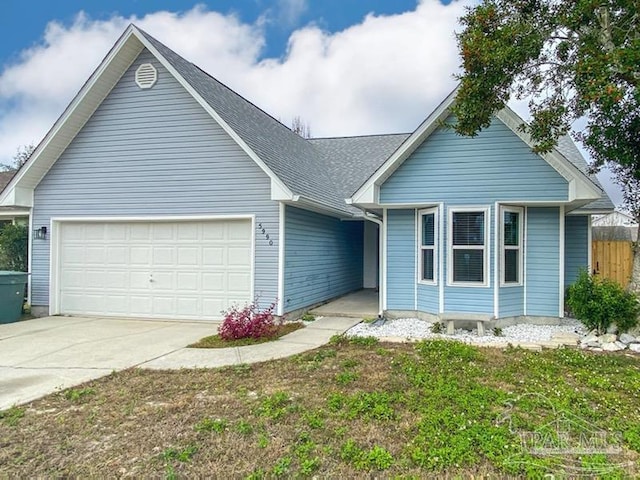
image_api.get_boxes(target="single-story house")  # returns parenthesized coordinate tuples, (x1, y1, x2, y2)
(0, 25, 613, 322)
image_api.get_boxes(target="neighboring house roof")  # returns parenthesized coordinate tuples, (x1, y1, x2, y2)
(592, 211, 637, 226)
(0, 170, 16, 193)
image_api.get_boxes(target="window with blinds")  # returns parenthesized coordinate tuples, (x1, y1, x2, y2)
(449, 209, 488, 285)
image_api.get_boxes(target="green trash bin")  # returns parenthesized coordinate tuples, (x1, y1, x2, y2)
(0, 271, 28, 324)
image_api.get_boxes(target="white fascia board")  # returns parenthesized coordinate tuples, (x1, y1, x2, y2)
(496, 108, 602, 202)
(0, 26, 143, 208)
(271, 178, 295, 201)
(132, 27, 295, 202)
(287, 196, 354, 219)
(349, 88, 459, 206)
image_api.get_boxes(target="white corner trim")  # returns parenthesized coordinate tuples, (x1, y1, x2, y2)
(523, 207, 528, 315)
(494, 203, 499, 318)
(382, 208, 388, 312)
(439, 203, 444, 313)
(277, 202, 285, 316)
(559, 205, 565, 318)
(587, 214, 592, 274)
(27, 213, 33, 306)
(131, 27, 295, 203)
(414, 209, 418, 311)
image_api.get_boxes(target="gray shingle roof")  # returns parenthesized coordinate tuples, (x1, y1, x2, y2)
(556, 136, 614, 212)
(138, 28, 355, 215)
(310, 133, 409, 200)
(0, 170, 16, 193)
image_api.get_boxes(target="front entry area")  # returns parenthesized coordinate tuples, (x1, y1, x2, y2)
(52, 218, 253, 320)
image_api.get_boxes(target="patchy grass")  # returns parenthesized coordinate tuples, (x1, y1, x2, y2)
(0, 340, 639, 477)
(188, 322, 304, 348)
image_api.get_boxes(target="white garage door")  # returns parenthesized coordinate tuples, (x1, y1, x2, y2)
(57, 219, 252, 320)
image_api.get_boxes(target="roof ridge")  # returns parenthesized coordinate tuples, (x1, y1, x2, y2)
(310, 132, 411, 140)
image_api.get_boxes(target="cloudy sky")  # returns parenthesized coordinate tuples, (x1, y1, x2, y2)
(0, 0, 621, 204)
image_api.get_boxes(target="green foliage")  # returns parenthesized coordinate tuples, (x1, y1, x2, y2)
(161, 445, 198, 462)
(330, 334, 379, 347)
(340, 440, 394, 470)
(0, 406, 25, 426)
(430, 322, 444, 334)
(194, 417, 227, 433)
(270, 456, 291, 477)
(492, 327, 503, 337)
(452, 0, 640, 175)
(0, 224, 28, 272)
(63, 387, 96, 402)
(256, 391, 295, 420)
(235, 420, 254, 435)
(328, 391, 397, 421)
(300, 312, 315, 322)
(566, 270, 639, 333)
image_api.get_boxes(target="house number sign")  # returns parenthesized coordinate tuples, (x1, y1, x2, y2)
(257, 222, 274, 246)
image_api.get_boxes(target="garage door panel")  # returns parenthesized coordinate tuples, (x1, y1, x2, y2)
(152, 247, 174, 265)
(106, 247, 128, 265)
(202, 247, 224, 267)
(229, 220, 252, 239)
(58, 219, 252, 320)
(177, 272, 199, 291)
(228, 247, 251, 266)
(130, 247, 151, 265)
(178, 247, 199, 265)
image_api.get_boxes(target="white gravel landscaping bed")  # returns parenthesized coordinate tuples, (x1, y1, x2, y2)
(346, 317, 587, 345)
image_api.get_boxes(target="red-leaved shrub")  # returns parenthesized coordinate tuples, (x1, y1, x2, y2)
(218, 300, 279, 340)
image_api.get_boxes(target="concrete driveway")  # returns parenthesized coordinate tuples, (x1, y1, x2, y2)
(0, 316, 217, 410)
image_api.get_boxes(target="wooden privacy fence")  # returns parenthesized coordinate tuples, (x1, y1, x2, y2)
(592, 240, 633, 287)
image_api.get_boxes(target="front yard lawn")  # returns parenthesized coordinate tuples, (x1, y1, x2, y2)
(1, 337, 639, 477)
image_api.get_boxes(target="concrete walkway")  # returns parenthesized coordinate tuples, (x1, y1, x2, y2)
(310, 289, 379, 318)
(141, 316, 361, 369)
(0, 315, 360, 410)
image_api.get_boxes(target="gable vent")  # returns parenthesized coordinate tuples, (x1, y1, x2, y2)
(135, 63, 157, 89)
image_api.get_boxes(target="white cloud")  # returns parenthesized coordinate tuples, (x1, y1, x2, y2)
(0, 0, 622, 206)
(276, 0, 308, 26)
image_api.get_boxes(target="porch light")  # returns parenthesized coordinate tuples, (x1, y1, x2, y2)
(33, 226, 47, 240)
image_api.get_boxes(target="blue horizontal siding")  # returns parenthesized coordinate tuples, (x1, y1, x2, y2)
(380, 116, 568, 205)
(500, 286, 524, 317)
(526, 207, 560, 316)
(564, 215, 589, 286)
(32, 49, 279, 307)
(417, 284, 438, 314)
(283, 206, 363, 312)
(386, 209, 415, 310)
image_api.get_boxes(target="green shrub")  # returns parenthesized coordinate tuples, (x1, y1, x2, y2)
(566, 270, 639, 334)
(0, 224, 27, 271)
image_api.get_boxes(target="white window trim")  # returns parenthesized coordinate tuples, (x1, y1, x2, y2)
(417, 207, 438, 285)
(447, 206, 490, 288)
(500, 206, 524, 287)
